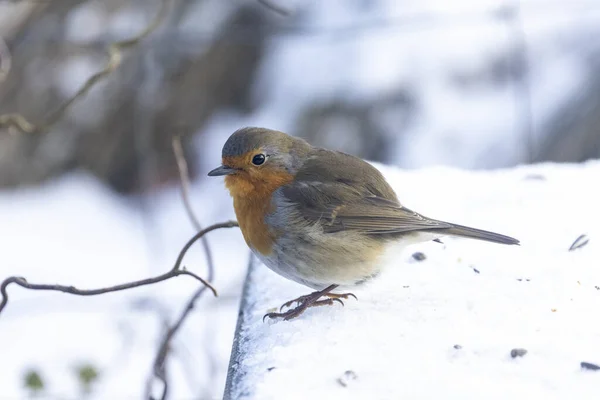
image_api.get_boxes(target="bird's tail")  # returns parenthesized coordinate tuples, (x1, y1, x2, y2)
(434, 223, 520, 245)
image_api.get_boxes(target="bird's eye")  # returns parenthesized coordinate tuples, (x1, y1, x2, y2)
(252, 154, 266, 166)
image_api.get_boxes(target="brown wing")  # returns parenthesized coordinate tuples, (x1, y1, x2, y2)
(280, 149, 519, 244)
(281, 180, 450, 235)
(292, 149, 400, 202)
(281, 149, 448, 234)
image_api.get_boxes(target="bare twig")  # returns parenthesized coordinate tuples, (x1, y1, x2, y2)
(145, 222, 238, 399)
(257, 0, 292, 16)
(172, 135, 202, 231)
(170, 221, 238, 274)
(0, 0, 171, 134)
(150, 281, 210, 400)
(172, 135, 215, 284)
(0, 270, 210, 315)
(146, 136, 239, 399)
(0, 221, 238, 316)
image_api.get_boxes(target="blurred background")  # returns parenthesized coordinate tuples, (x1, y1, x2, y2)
(0, 0, 599, 398)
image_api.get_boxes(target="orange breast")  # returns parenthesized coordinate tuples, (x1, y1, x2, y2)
(225, 170, 294, 255)
(233, 196, 275, 255)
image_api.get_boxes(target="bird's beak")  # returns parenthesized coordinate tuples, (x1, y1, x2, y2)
(207, 165, 236, 177)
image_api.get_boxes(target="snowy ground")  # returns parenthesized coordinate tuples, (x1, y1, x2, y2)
(226, 161, 600, 400)
(1, 159, 598, 399)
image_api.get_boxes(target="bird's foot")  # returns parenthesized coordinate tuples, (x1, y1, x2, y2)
(263, 298, 343, 321)
(278, 291, 357, 311)
(263, 285, 357, 322)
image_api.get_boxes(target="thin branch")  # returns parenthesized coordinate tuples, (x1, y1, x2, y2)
(146, 137, 239, 399)
(172, 135, 202, 231)
(0, 221, 238, 316)
(149, 245, 242, 400)
(0, 0, 171, 134)
(0, 270, 211, 315)
(171, 222, 237, 273)
(151, 283, 208, 400)
(172, 134, 215, 281)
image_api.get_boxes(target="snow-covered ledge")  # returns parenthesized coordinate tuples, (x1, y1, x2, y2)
(224, 162, 600, 399)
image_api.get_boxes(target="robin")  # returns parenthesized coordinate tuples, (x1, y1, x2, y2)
(208, 127, 519, 321)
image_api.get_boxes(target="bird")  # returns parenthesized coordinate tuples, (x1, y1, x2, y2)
(208, 127, 519, 321)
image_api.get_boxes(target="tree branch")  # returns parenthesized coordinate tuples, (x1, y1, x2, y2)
(172, 135, 202, 232)
(172, 134, 215, 283)
(150, 221, 241, 399)
(0, 270, 210, 314)
(150, 283, 208, 400)
(145, 136, 239, 399)
(0, 221, 239, 316)
(0, 0, 171, 134)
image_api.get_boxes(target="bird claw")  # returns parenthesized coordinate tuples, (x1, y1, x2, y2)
(278, 291, 357, 311)
(279, 294, 311, 312)
(326, 292, 357, 302)
(265, 295, 347, 322)
(309, 298, 345, 308)
(263, 306, 308, 322)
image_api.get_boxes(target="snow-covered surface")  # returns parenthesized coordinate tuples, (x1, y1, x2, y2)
(226, 161, 600, 400)
(1, 161, 598, 399)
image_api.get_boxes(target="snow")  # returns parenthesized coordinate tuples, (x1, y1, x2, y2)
(0, 173, 249, 399)
(1, 161, 598, 399)
(227, 161, 600, 400)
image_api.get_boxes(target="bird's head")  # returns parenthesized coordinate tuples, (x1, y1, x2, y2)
(208, 127, 311, 197)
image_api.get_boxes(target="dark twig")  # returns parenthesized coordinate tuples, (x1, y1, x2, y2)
(151, 278, 212, 400)
(0, 221, 238, 316)
(172, 135, 215, 282)
(0, 0, 171, 134)
(146, 136, 239, 399)
(0, 268, 210, 316)
(172, 135, 202, 231)
(171, 223, 237, 274)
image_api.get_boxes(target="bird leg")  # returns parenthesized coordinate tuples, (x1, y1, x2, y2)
(263, 284, 357, 321)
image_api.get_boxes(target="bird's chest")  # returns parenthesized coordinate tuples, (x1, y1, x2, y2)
(232, 195, 276, 256)
(226, 172, 294, 256)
